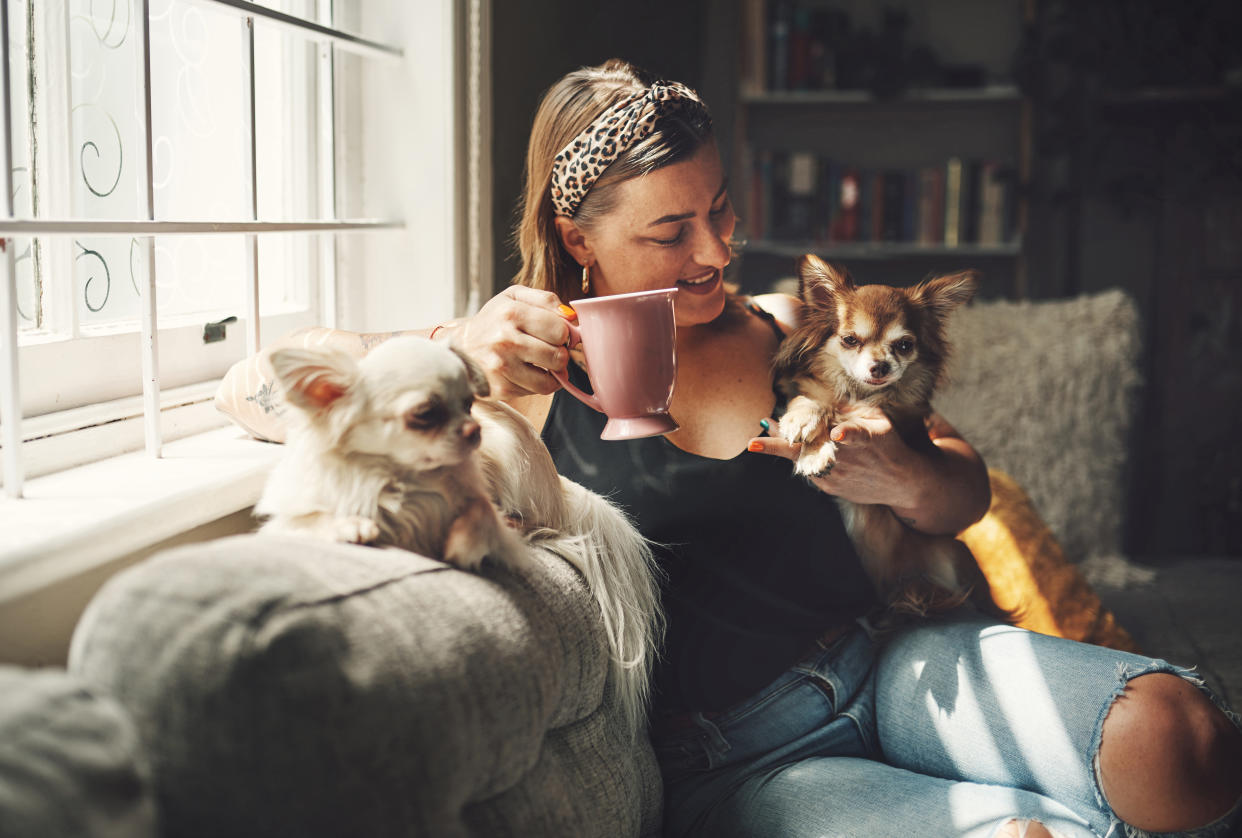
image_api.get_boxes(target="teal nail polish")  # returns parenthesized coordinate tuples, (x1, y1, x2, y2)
(759, 418, 770, 432)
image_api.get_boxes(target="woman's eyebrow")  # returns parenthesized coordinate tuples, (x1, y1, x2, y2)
(646, 179, 730, 227)
(648, 210, 693, 227)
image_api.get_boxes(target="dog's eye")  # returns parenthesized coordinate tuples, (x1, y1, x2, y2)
(405, 405, 447, 430)
(841, 334, 860, 348)
(894, 338, 915, 354)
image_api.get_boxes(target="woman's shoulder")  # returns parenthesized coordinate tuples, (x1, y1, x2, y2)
(748, 292, 803, 335)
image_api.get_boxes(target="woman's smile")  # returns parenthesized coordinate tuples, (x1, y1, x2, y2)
(676, 268, 722, 296)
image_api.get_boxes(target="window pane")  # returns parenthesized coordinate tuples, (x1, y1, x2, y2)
(76, 233, 312, 325)
(247, 0, 315, 22)
(7, 0, 37, 329)
(70, 0, 145, 222)
(150, 234, 244, 320)
(254, 21, 318, 220)
(74, 236, 141, 321)
(12, 237, 38, 327)
(69, 0, 148, 326)
(61, 0, 316, 326)
(148, 0, 248, 221)
(259, 234, 313, 313)
(338, 0, 401, 46)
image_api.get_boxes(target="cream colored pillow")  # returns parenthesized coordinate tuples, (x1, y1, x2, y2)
(937, 290, 1142, 564)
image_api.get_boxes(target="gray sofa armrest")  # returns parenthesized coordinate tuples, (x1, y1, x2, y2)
(68, 534, 662, 838)
(0, 666, 156, 838)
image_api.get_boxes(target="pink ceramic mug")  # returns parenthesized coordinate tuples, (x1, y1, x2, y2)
(552, 287, 679, 440)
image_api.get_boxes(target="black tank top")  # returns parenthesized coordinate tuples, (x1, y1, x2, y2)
(541, 302, 877, 714)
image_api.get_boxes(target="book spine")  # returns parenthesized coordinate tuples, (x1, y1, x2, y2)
(962, 159, 982, 245)
(819, 157, 838, 243)
(856, 167, 872, 242)
(740, 0, 768, 94)
(977, 160, 1004, 246)
(901, 169, 917, 243)
(917, 166, 943, 246)
(768, 0, 791, 91)
(1003, 167, 1019, 244)
(788, 6, 813, 90)
(771, 150, 791, 239)
(752, 149, 773, 242)
(881, 170, 904, 242)
(870, 170, 886, 243)
(786, 150, 817, 240)
(944, 156, 963, 247)
(830, 166, 861, 243)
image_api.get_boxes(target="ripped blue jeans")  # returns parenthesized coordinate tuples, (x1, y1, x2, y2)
(654, 617, 1242, 838)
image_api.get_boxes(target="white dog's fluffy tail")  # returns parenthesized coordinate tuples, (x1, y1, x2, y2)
(534, 477, 665, 739)
(473, 400, 664, 738)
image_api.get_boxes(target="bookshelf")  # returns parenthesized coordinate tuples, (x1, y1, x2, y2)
(740, 83, 1022, 106)
(746, 239, 1022, 261)
(729, 0, 1029, 297)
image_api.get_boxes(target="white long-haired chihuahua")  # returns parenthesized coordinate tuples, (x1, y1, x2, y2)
(257, 336, 524, 571)
(257, 336, 663, 736)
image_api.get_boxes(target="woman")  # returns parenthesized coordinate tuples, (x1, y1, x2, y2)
(220, 60, 1242, 837)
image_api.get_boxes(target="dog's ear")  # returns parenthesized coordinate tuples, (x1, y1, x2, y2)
(450, 345, 491, 398)
(912, 270, 978, 320)
(797, 254, 853, 312)
(267, 346, 358, 412)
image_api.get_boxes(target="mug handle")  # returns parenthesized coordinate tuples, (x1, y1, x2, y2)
(550, 320, 605, 413)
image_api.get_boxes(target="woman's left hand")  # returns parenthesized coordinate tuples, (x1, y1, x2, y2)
(749, 409, 920, 510)
(747, 408, 991, 535)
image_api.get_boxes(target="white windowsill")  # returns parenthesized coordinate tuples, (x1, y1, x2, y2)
(0, 424, 283, 601)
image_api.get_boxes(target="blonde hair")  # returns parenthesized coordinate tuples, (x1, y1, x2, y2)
(512, 59, 714, 303)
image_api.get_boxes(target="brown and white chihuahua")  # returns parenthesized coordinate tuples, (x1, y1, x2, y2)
(773, 254, 1006, 622)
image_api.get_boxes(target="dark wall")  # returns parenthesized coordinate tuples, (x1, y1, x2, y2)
(1016, 1, 1242, 558)
(490, 0, 731, 292)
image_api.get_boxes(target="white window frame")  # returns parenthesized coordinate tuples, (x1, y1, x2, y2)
(0, 0, 483, 597)
(2, 0, 406, 483)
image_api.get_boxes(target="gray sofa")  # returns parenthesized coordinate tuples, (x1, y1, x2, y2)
(2, 288, 1238, 838)
(0, 666, 155, 838)
(66, 536, 662, 838)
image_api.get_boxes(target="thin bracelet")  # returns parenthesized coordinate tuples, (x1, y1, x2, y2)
(429, 321, 459, 342)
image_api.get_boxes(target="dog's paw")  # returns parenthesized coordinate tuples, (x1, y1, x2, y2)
(888, 576, 971, 619)
(780, 397, 826, 445)
(442, 497, 494, 570)
(489, 529, 535, 574)
(794, 439, 838, 478)
(335, 516, 380, 544)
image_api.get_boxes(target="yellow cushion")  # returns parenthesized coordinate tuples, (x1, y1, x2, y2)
(962, 470, 1139, 653)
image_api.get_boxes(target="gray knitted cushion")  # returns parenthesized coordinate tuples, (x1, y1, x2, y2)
(936, 289, 1142, 562)
(68, 534, 662, 838)
(0, 666, 156, 838)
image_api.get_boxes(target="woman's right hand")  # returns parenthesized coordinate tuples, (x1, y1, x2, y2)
(450, 285, 574, 400)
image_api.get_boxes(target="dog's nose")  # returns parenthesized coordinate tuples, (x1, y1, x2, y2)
(461, 420, 481, 445)
(869, 361, 891, 378)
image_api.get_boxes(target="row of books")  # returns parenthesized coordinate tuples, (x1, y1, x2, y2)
(745, 151, 1020, 248)
(741, 0, 838, 93)
(740, 0, 986, 95)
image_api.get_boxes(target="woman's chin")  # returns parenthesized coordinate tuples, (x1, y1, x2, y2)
(675, 281, 728, 327)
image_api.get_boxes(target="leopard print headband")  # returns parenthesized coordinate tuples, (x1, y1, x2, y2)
(549, 81, 707, 218)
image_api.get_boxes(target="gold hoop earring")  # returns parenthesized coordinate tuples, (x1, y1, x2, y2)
(581, 262, 591, 296)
